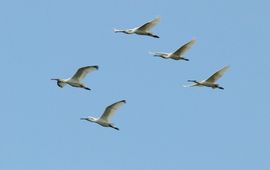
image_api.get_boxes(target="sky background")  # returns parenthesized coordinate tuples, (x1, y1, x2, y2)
(0, 0, 270, 170)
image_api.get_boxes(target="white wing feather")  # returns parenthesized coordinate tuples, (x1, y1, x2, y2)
(137, 17, 160, 31)
(173, 39, 196, 56)
(205, 66, 229, 83)
(99, 100, 126, 122)
(71, 65, 98, 81)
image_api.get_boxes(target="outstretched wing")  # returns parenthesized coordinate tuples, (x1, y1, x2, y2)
(173, 39, 196, 56)
(71, 65, 98, 81)
(206, 66, 229, 83)
(137, 17, 160, 31)
(99, 100, 126, 122)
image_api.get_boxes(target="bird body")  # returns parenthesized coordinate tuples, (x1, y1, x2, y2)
(81, 100, 126, 130)
(51, 65, 98, 91)
(184, 66, 229, 90)
(150, 39, 196, 61)
(114, 17, 160, 38)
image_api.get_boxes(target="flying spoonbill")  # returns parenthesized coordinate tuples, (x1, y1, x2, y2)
(81, 100, 126, 130)
(51, 65, 98, 90)
(184, 66, 229, 90)
(150, 39, 196, 61)
(114, 17, 160, 38)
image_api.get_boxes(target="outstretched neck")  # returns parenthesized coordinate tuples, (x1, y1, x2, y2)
(80, 117, 97, 122)
(153, 52, 169, 58)
(52, 78, 68, 83)
(188, 80, 199, 84)
(114, 29, 130, 34)
(114, 28, 134, 34)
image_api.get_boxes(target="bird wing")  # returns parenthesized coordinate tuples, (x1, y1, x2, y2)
(137, 17, 160, 31)
(173, 39, 196, 56)
(71, 65, 98, 81)
(99, 100, 126, 122)
(205, 66, 229, 83)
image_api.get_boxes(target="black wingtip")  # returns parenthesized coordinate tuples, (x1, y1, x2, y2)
(94, 65, 99, 70)
(153, 35, 160, 38)
(121, 100, 126, 103)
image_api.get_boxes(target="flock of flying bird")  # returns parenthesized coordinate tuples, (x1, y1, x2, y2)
(51, 17, 229, 130)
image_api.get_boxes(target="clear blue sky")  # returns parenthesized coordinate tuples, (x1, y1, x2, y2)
(0, 0, 269, 169)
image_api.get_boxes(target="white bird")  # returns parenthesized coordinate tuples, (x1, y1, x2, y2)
(184, 66, 229, 90)
(51, 65, 98, 91)
(150, 39, 196, 61)
(81, 100, 126, 130)
(114, 17, 160, 38)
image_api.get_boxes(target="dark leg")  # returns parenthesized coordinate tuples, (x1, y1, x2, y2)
(109, 124, 119, 130)
(147, 33, 159, 38)
(218, 86, 224, 90)
(84, 87, 91, 90)
(113, 127, 120, 130)
(152, 35, 159, 38)
(182, 58, 189, 61)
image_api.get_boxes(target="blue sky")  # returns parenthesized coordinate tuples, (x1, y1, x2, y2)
(0, 0, 270, 169)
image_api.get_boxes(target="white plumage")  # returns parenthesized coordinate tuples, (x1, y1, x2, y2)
(81, 100, 126, 130)
(184, 66, 229, 90)
(51, 65, 98, 90)
(114, 17, 160, 38)
(150, 39, 196, 61)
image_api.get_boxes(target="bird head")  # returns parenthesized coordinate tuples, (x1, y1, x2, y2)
(51, 78, 66, 88)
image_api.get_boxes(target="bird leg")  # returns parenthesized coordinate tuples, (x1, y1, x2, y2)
(83, 87, 91, 91)
(147, 32, 159, 38)
(109, 124, 119, 131)
(80, 84, 91, 90)
(181, 58, 189, 61)
(217, 86, 224, 90)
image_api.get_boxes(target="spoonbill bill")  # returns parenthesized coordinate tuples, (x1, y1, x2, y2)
(150, 39, 196, 61)
(51, 65, 98, 91)
(81, 100, 126, 130)
(114, 17, 160, 38)
(184, 66, 229, 90)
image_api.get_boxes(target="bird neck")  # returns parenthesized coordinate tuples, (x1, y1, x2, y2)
(188, 80, 200, 84)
